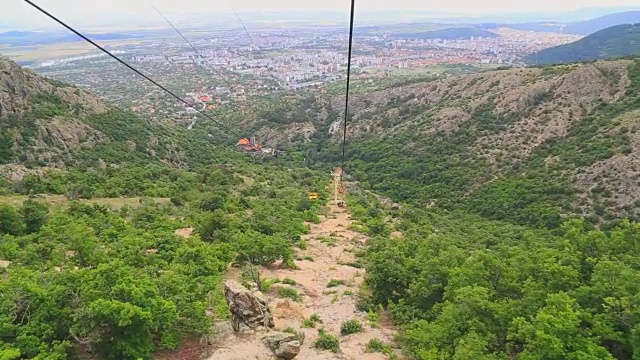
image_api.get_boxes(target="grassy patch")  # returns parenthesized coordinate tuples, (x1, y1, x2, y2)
(314, 329, 340, 353)
(317, 235, 338, 246)
(340, 319, 363, 335)
(282, 278, 297, 285)
(327, 279, 346, 288)
(301, 313, 323, 328)
(366, 338, 394, 356)
(278, 287, 301, 302)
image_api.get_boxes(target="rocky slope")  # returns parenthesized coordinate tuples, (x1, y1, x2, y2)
(0, 55, 106, 117)
(249, 58, 640, 224)
(0, 55, 186, 176)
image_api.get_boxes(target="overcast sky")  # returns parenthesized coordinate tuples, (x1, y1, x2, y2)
(3, 0, 640, 30)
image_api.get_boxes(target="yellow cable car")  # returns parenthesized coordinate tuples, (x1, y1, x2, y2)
(308, 192, 320, 200)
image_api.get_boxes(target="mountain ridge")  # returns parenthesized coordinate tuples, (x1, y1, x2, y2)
(242, 58, 640, 226)
(525, 24, 640, 65)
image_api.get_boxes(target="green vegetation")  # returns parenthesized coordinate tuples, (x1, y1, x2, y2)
(282, 278, 297, 285)
(366, 338, 394, 356)
(345, 59, 640, 228)
(340, 320, 363, 335)
(327, 279, 346, 288)
(525, 24, 640, 65)
(0, 103, 328, 359)
(314, 329, 340, 353)
(278, 287, 302, 302)
(301, 313, 323, 328)
(349, 188, 640, 360)
(8, 45, 640, 360)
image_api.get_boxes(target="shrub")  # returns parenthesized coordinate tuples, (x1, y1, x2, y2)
(341, 320, 363, 335)
(367, 309, 379, 327)
(301, 318, 316, 328)
(282, 278, 297, 285)
(365, 338, 393, 355)
(327, 279, 346, 288)
(278, 287, 301, 302)
(314, 329, 340, 353)
(301, 313, 323, 328)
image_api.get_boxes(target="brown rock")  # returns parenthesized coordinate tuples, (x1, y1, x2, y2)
(262, 332, 301, 359)
(224, 280, 274, 333)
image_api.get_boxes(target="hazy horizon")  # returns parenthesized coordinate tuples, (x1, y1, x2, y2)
(2, 0, 640, 32)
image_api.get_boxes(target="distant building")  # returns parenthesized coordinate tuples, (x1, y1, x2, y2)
(236, 137, 262, 153)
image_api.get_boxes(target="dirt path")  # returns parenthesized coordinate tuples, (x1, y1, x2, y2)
(208, 204, 397, 360)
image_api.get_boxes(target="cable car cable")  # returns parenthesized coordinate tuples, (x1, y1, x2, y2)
(146, 0, 238, 92)
(340, 0, 356, 181)
(23, 0, 242, 138)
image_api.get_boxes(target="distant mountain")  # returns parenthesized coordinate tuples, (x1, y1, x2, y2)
(0, 31, 138, 46)
(563, 11, 640, 35)
(394, 27, 499, 40)
(478, 11, 640, 36)
(525, 24, 640, 65)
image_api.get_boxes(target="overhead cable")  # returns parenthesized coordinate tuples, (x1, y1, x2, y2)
(340, 0, 356, 180)
(23, 0, 241, 138)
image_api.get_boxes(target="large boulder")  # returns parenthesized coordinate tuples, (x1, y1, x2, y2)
(262, 332, 301, 359)
(224, 280, 274, 333)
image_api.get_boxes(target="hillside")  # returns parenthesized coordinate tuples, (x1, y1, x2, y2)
(480, 11, 640, 35)
(525, 24, 640, 65)
(6, 42, 640, 360)
(393, 27, 499, 40)
(0, 55, 240, 179)
(0, 56, 337, 360)
(244, 58, 640, 227)
(563, 10, 640, 35)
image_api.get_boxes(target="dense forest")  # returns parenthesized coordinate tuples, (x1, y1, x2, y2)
(0, 153, 328, 359)
(0, 55, 332, 359)
(349, 189, 640, 360)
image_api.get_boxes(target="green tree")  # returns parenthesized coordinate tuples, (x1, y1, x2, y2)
(508, 293, 614, 360)
(20, 200, 49, 234)
(234, 230, 293, 267)
(0, 205, 23, 236)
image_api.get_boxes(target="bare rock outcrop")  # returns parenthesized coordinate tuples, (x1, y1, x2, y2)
(0, 55, 105, 117)
(262, 332, 301, 359)
(224, 280, 274, 333)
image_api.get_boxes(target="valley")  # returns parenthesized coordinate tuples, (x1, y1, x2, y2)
(3, 5, 640, 359)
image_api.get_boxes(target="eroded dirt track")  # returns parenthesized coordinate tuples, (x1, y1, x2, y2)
(208, 204, 397, 360)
